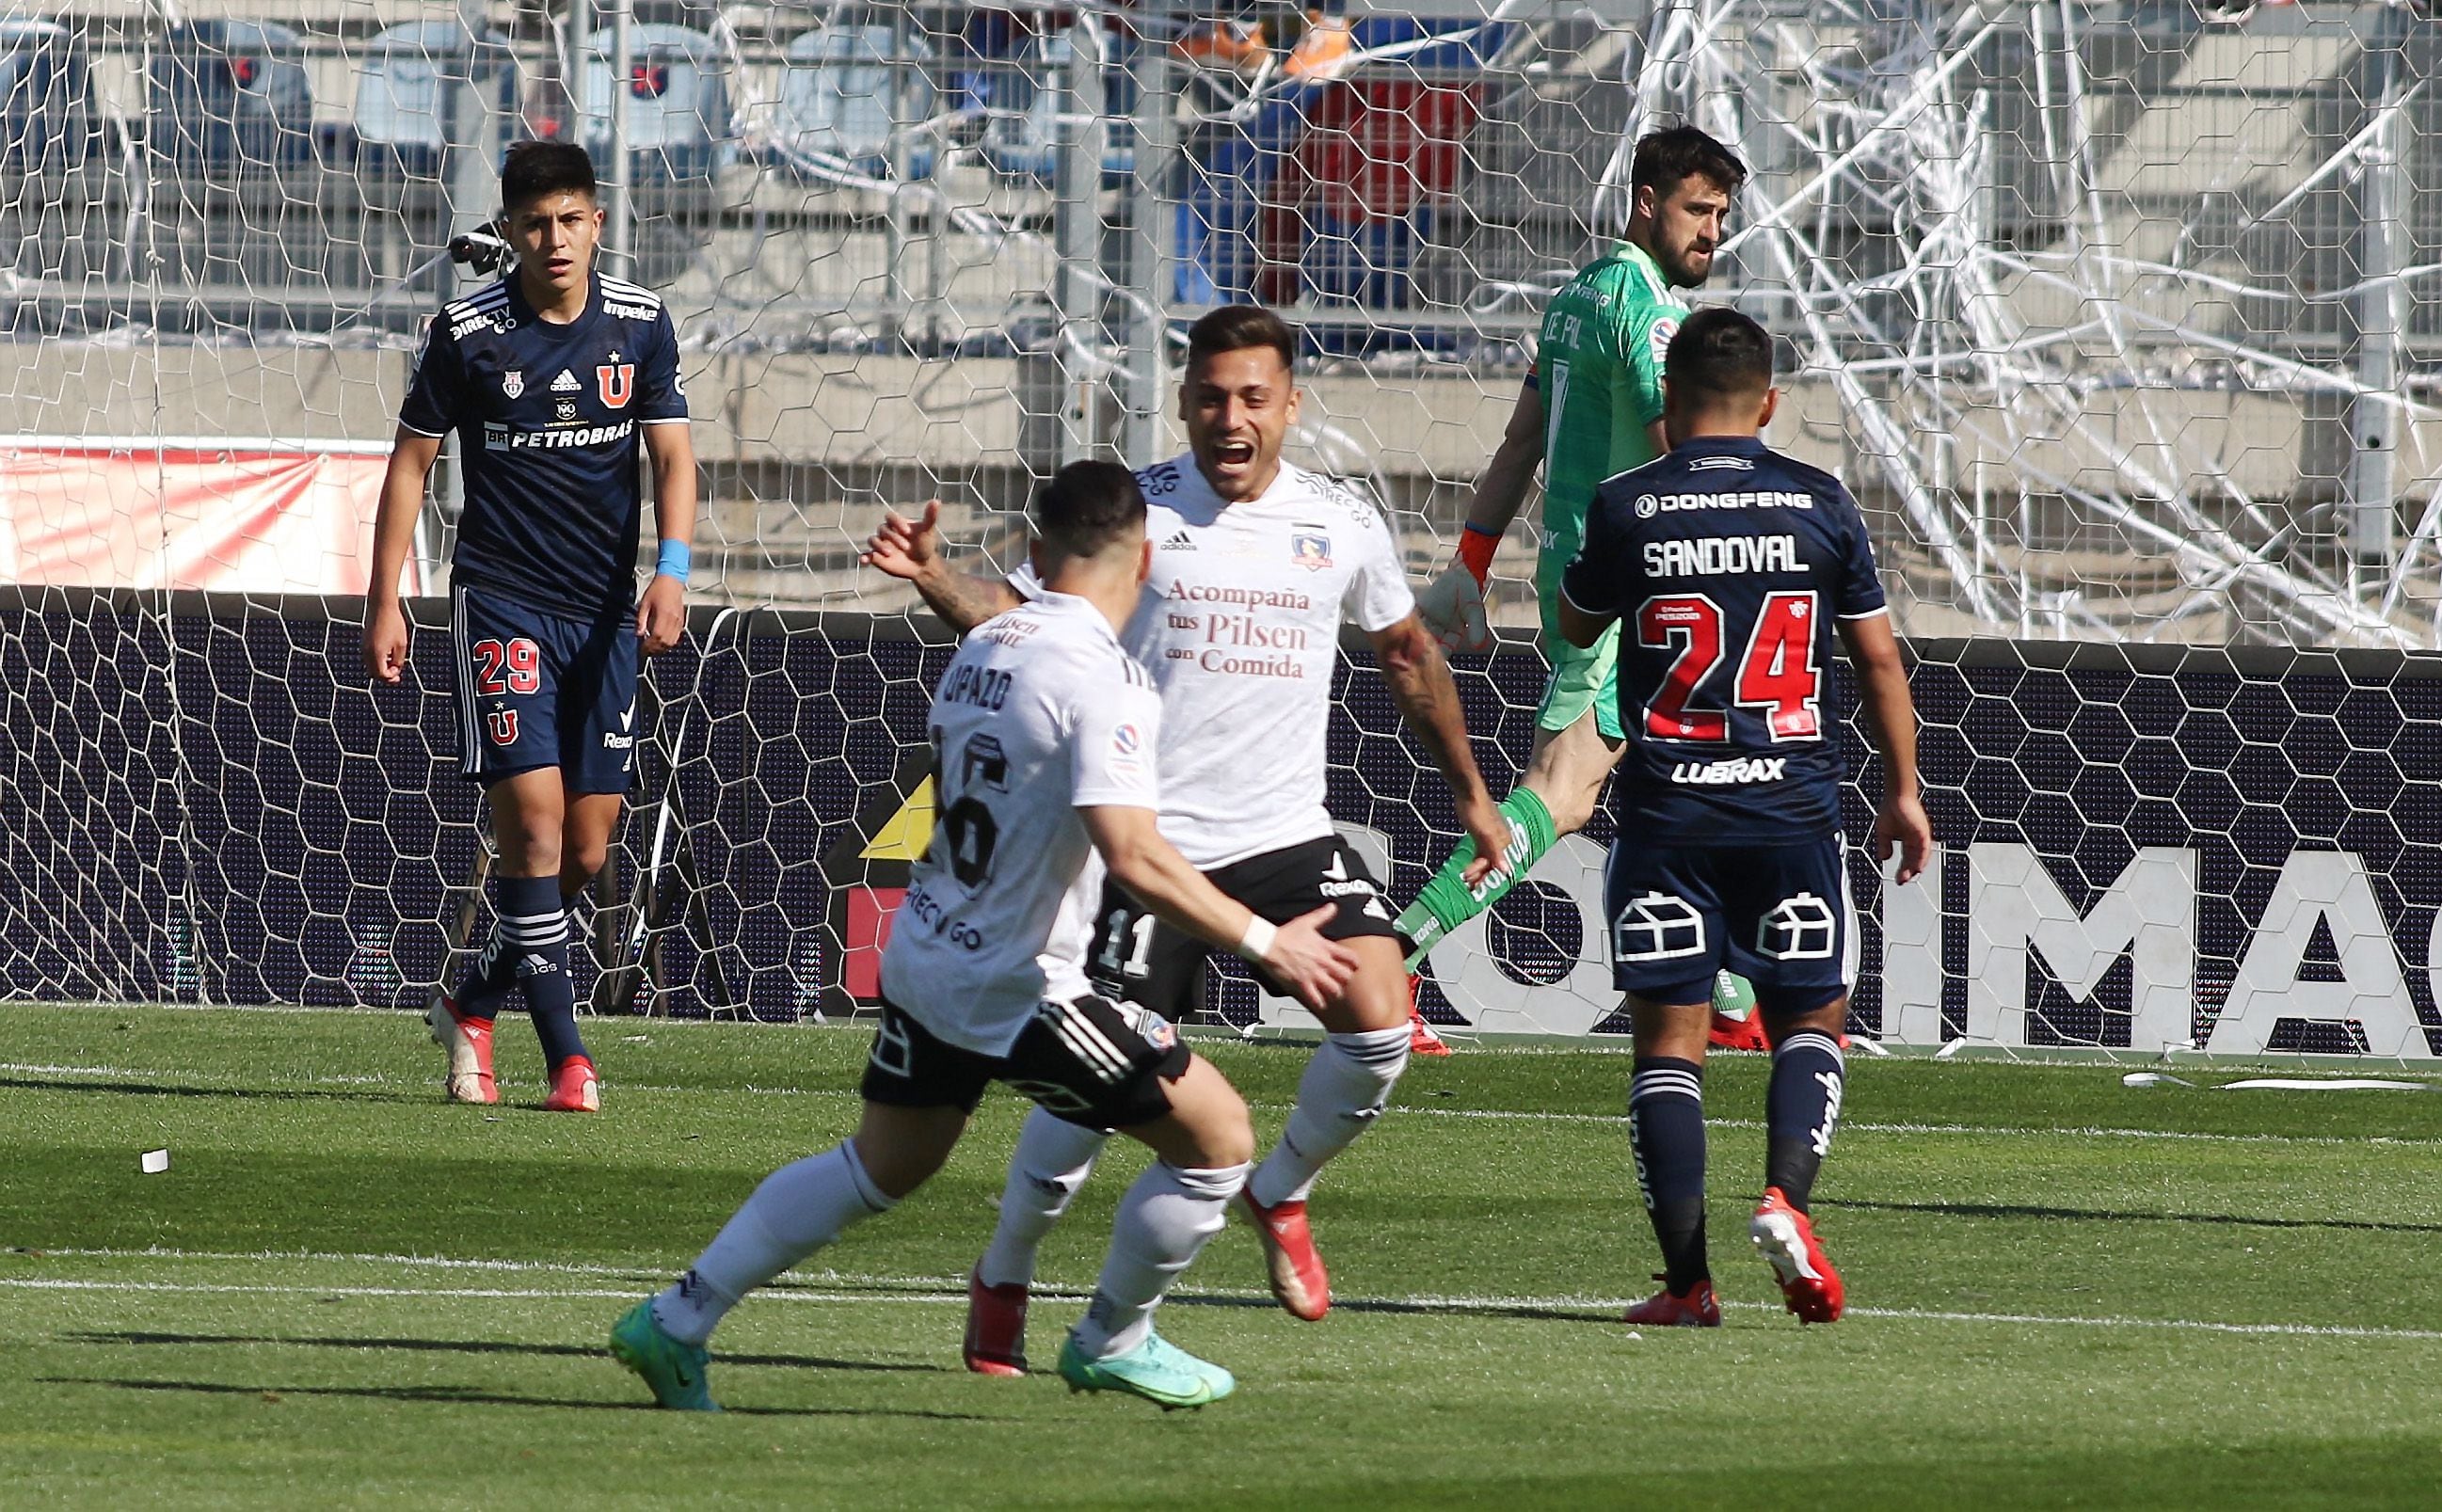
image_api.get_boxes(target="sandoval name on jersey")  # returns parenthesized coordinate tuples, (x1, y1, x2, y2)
(879, 592, 1165, 1057)
(400, 271, 688, 620)
(1559, 435, 1888, 845)
(1010, 455, 1414, 871)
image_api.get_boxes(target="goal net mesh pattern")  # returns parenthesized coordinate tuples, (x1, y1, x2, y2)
(1, 2, 2436, 1058)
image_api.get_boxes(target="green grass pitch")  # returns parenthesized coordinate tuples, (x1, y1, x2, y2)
(7, 1003, 2442, 1508)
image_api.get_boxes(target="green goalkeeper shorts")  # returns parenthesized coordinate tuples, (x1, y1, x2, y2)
(1534, 547, 1624, 741)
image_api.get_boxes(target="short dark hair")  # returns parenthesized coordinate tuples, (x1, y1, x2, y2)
(1664, 307, 1774, 402)
(502, 141, 598, 209)
(1185, 304, 1298, 375)
(1035, 459, 1146, 558)
(1631, 125, 1747, 200)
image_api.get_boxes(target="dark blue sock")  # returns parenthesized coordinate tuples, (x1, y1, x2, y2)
(1629, 1056, 1708, 1292)
(1765, 1030, 1846, 1214)
(495, 874, 589, 1073)
(450, 926, 518, 1024)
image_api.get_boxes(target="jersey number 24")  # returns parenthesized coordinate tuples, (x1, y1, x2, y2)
(1636, 589, 1822, 742)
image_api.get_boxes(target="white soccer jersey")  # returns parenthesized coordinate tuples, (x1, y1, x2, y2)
(1011, 456, 1415, 868)
(878, 592, 1163, 1057)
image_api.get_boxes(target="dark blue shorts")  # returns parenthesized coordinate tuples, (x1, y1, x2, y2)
(450, 583, 639, 794)
(1604, 835, 1856, 1012)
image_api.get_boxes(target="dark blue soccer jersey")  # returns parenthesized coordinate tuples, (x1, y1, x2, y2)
(1560, 435, 1888, 845)
(400, 271, 687, 620)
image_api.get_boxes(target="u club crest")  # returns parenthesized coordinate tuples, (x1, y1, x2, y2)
(598, 361, 636, 408)
(500, 370, 524, 399)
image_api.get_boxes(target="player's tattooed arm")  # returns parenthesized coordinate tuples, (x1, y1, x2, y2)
(861, 499, 1022, 634)
(1369, 613, 1506, 886)
(1839, 611, 1933, 886)
(363, 428, 445, 685)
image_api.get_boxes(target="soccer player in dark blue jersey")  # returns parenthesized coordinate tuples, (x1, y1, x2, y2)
(1557, 307, 1931, 1327)
(363, 142, 696, 1113)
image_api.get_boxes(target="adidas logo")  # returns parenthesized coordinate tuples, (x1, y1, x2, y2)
(1159, 530, 1195, 550)
(550, 369, 582, 393)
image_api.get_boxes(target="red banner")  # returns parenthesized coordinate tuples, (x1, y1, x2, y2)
(0, 442, 403, 595)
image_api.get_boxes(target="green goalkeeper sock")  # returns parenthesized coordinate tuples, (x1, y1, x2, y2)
(1397, 788, 1559, 969)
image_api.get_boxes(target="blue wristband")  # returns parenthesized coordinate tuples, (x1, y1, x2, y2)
(655, 538, 691, 583)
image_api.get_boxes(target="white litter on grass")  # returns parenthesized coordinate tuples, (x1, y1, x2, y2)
(138, 1149, 168, 1174)
(2122, 1073, 2196, 1089)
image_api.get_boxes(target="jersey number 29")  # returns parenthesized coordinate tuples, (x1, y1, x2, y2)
(1636, 589, 1822, 741)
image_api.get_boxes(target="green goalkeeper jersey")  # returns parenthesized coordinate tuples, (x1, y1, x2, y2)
(1534, 240, 1687, 573)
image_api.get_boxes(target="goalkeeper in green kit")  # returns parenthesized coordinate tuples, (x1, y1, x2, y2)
(1404, 126, 1768, 1048)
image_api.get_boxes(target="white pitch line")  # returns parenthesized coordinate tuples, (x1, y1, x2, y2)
(7, 1275, 2441, 1344)
(10, 1061, 2442, 1150)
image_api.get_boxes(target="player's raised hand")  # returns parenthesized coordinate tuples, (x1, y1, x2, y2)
(1261, 904, 1362, 1011)
(1415, 559, 1493, 655)
(636, 572, 686, 656)
(862, 499, 944, 583)
(363, 598, 410, 685)
(1455, 793, 1513, 888)
(1875, 789, 1934, 886)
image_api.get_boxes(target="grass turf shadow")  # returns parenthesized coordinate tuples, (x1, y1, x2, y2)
(1821, 1197, 2442, 1236)
(63, 1330, 945, 1375)
(40, 1375, 996, 1420)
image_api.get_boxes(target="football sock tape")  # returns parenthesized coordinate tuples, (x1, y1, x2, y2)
(1397, 787, 1558, 965)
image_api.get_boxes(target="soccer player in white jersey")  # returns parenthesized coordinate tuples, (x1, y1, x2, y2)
(611, 462, 1357, 1411)
(865, 305, 1506, 1368)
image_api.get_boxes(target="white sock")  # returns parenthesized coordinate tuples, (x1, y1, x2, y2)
(1248, 1027, 1410, 1208)
(650, 1141, 896, 1345)
(1070, 1161, 1249, 1359)
(975, 1107, 1109, 1289)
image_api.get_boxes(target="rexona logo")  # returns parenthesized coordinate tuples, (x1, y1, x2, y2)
(818, 752, 936, 1014)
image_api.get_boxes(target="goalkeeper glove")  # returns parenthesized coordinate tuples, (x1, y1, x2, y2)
(1417, 560, 1493, 655)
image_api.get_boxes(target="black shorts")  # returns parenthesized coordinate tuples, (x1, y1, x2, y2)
(1085, 834, 1397, 1021)
(1604, 835, 1856, 1014)
(858, 995, 1193, 1130)
(451, 583, 640, 794)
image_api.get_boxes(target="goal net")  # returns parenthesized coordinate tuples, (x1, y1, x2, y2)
(1, 2, 2436, 1061)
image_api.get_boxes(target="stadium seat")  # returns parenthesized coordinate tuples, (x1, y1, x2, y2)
(573, 24, 734, 186)
(978, 30, 1136, 188)
(352, 21, 518, 183)
(147, 20, 315, 177)
(0, 19, 95, 177)
(771, 24, 936, 183)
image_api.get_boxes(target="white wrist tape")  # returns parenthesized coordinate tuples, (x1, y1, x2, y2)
(1236, 915, 1278, 963)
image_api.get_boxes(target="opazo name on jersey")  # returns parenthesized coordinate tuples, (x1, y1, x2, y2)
(878, 593, 1164, 1058)
(1560, 435, 1889, 846)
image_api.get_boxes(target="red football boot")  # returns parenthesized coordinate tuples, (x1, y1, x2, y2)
(1237, 1190, 1330, 1321)
(963, 1268, 1029, 1377)
(1751, 1187, 1844, 1324)
(426, 995, 497, 1105)
(1622, 1275, 1721, 1328)
(1407, 975, 1453, 1058)
(542, 1056, 599, 1113)
(1708, 1011, 1771, 1052)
